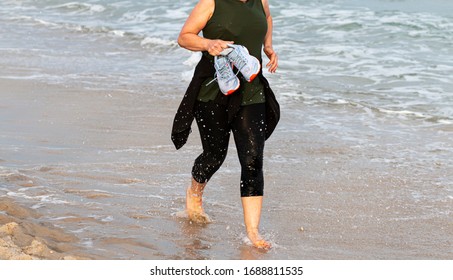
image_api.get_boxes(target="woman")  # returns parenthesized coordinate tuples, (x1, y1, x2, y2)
(172, 0, 279, 249)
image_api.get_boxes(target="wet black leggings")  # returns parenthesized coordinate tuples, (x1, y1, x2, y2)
(192, 101, 266, 197)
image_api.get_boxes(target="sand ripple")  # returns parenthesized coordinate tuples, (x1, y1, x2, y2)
(0, 198, 87, 260)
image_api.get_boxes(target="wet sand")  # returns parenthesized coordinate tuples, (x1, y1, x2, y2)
(0, 77, 452, 260)
(0, 77, 173, 259)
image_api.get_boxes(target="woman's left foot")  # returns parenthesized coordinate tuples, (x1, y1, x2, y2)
(247, 231, 272, 250)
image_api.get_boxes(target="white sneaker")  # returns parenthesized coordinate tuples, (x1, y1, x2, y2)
(225, 44, 260, 82)
(213, 55, 240, 95)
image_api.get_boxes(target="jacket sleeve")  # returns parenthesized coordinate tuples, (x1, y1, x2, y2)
(171, 55, 214, 149)
(260, 73, 280, 140)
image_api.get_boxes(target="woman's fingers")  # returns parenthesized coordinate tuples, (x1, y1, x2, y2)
(266, 51, 278, 73)
(208, 41, 279, 73)
(207, 40, 234, 56)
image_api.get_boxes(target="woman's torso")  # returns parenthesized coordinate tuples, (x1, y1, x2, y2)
(199, 0, 268, 105)
(203, 0, 267, 60)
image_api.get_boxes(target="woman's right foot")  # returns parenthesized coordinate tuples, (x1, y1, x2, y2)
(186, 186, 211, 224)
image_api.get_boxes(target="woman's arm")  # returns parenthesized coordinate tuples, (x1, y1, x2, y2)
(261, 0, 278, 73)
(178, 0, 233, 56)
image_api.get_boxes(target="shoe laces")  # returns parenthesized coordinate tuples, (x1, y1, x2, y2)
(206, 57, 239, 86)
(227, 47, 248, 70)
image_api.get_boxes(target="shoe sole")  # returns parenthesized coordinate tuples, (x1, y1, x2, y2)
(249, 73, 258, 82)
(246, 58, 261, 82)
(223, 83, 240, 95)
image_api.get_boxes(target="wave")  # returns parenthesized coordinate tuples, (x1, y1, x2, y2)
(47, 2, 107, 14)
(140, 36, 178, 48)
(5, 14, 178, 49)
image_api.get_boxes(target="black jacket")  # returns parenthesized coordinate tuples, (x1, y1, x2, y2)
(171, 54, 280, 150)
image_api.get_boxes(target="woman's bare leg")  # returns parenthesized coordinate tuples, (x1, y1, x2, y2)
(186, 177, 211, 223)
(241, 196, 271, 249)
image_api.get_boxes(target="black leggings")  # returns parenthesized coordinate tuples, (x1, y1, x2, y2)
(192, 101, 266, 197)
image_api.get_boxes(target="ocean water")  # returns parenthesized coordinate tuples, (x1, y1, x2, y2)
(1, 0, 452, 259)
(1, 0, 452, 122)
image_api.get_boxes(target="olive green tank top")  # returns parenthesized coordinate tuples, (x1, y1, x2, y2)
(198, 0, 268, 105)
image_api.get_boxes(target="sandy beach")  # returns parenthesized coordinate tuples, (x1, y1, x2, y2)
(1, 76, 452, 260)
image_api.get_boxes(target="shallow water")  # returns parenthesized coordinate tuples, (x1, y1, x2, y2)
(0, 0, 452, 259)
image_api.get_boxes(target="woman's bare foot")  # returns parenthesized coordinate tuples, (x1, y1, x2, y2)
(186, 180, 211, 224)
(247, 230, 272, 250)
(241, 196, 271, 249)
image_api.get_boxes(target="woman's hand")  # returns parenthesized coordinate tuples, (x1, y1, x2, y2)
(264, 46, 278, 73)
(206, 39, 234, 56)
